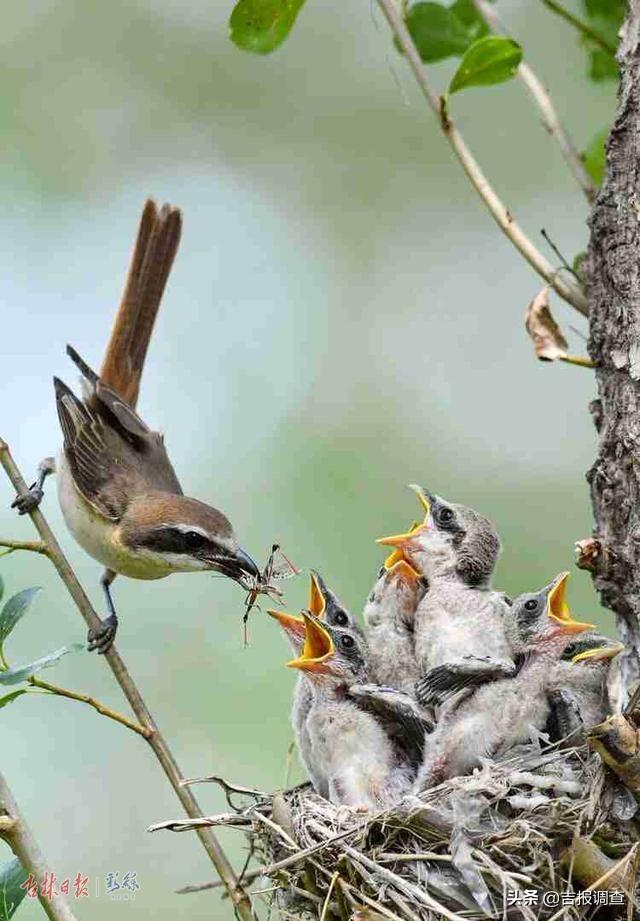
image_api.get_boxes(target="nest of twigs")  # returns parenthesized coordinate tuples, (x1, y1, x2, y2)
(153, 740, 640, 920)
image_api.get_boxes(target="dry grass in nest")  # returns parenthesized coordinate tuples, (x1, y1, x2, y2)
(151, 740, 640, 919)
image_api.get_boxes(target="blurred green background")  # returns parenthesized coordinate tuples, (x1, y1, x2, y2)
(0, 0, 616, 917)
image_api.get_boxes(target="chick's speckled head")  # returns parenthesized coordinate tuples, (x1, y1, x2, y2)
(287, 613, 368, 684)
(309, 570, 362, 636)
(507, 572, 594, 654)
(562, 633, 624, 669)
(377, 485, 501, 587)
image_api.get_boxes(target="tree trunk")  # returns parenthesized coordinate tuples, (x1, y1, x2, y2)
(586, 0, 640, 696)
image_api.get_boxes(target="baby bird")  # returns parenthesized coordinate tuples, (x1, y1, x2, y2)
(378, 486, 513, 705)
(268, 571, 362, 796)
(414, 572, 594, 790)
(546, 632, 624, 745)
(363, 530, 427, 693)
(288, 612, 415, 810)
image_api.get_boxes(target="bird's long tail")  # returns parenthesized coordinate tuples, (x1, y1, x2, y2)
(99, 199, 182, 408)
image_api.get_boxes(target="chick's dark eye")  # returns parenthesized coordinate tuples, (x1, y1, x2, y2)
(437, 507, 454, 525)
(340, 635, 355, 649)
(334, 612, 348, 627)
(524, 598, 538, 611)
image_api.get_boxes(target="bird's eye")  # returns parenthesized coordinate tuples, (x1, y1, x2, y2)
(524, 598, 538, 611)
(334, 611, 349, 627)
(340, 635, 355, 649)
(185, 531, 207, 551)
(437, 507, 455, 525)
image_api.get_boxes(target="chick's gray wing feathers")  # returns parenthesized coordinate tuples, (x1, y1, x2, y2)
(415, 656, 516, 707)
(348, 684, 431, 766)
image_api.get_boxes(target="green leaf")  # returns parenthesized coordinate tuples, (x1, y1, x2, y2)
(405, 3, 471, 63)
(449, 35, 522, 94)
(0, 690, 28, 711)
(588, 48, 618, 81)
(582, 127, 609, 186)
(0, 575, 4, 606)
(0, 588, 41, 648)
(582, 0, 625, 35)
(449, 0, 490, 42)
(0, 644, 84, 686)
(0, 858, 28, 920)
(229, 0, 307, 54)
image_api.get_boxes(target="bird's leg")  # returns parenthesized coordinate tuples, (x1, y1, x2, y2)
(87, 569, 119, 655)
(11, 457, 56, 515)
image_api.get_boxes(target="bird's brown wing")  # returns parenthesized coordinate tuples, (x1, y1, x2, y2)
(99, 200, 182, 409)
(65, 345, 183, 500)
(55, 376, 131, 520)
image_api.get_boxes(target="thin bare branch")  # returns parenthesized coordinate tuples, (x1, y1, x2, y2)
(0, 437, 254, 921)
(375, 0, 588, 316)
(0, 538, 49, 556)
(28, 676, 152, 739)
(473, 0, 596, 202)
(0, 769, 78, 921)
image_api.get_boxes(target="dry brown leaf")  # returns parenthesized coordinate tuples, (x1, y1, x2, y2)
(575, 537, 601, 571)
(525, 287, 569, 361)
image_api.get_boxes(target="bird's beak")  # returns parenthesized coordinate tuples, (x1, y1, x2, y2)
(572, 642, 625, 664)
(377, 520, 426, 551)
(267, 608, 307, 640)
(308, 573, 327, 618)
(383, 522, 420, 569)
(545, 572, 595, 634)
(287, 613, 334, 673)
(385, 559, 421, 585)
(407, 483, 433, 518)
(229, 546, 261, 581)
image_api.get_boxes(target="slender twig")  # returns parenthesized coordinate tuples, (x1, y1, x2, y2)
(472, 0, 596, 202)
(559, 354, 595, 369)
(0, 538, 49, 556)
(540, 0, 617, 55)
(0, 769, 78, 921)
(28, 676, 152, 739)
(375, 0, 589, 316)
(0, 437, 254, 921)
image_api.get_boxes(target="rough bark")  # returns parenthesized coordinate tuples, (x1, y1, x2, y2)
(586, 0, 640, 695)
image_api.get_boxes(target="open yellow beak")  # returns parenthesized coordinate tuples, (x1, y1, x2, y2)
(546, 572, 595, 634)
(287, 613, 335, 672)
(572, 642, 624, 664)
(377, 520, 426, 551)
(267, 608, 307, 639)
(308, 573, 327, 619)
(383, 522, 420, 568)
(386, 559, 421, 585)
(407, 483, 432, 517)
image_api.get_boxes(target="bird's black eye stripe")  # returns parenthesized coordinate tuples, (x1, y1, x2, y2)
(184, 530, 208, 551)
(140, 527, 213, 555)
